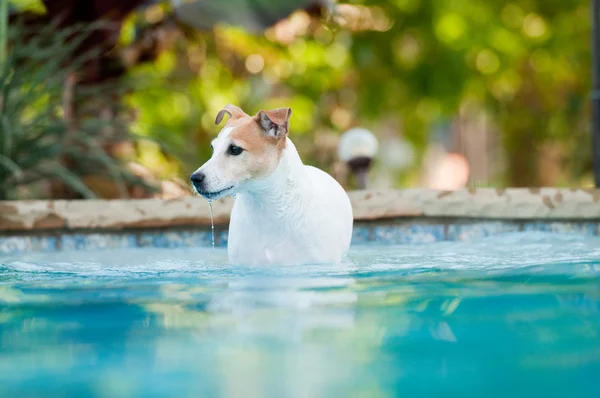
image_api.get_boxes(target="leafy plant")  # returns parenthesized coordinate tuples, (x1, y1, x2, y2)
(127, 0, 593, 188)
(0, 20, 156, 200)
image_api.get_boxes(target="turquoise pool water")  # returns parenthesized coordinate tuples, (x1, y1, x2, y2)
(1, 232, 599, 398)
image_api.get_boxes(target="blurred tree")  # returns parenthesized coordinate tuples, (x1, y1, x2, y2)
(345, 0, 591, 186)
(0, 22, 157, 199)
(126, 0, 593, 188)
(5, 0, 327, 198)
(5, 0, 595, 194)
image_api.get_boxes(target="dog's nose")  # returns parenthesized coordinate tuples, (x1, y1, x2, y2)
(190, 172, 205, 185)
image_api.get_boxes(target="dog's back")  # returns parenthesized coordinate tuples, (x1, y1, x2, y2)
(228, 140, 353, 266)
(303, 164, 353, 255)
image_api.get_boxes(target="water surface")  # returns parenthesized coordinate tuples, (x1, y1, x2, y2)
(1, 232, 599, 397)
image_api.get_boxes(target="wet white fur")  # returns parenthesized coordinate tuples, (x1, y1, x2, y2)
(196, 127, 353, 266)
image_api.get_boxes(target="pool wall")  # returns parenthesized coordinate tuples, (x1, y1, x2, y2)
(2, 188, 599, 253)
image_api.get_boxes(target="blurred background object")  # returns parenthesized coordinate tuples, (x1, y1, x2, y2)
(0, 0, 596, 199)
(172, 0, 330, 32)
(338, 127, 378, 189)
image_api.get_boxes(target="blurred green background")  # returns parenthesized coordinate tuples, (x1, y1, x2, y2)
(0, 0, 593, 199)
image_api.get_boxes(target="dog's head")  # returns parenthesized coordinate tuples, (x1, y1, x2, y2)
(190, 104, 292, 200)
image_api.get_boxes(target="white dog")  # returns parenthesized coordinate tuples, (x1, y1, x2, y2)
(191, 105, 353, 266)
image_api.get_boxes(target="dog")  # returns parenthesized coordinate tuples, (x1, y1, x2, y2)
(190, 105, 353, 266)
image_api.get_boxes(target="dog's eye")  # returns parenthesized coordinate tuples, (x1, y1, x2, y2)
(228, 145, 244, 156)
(210, 144, 214, 151)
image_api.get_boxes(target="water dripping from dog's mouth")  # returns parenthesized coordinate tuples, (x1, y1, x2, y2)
(208, 200, 215, 250)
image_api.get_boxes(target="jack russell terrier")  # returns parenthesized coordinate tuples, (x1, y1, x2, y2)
(190, 105, 353, 266)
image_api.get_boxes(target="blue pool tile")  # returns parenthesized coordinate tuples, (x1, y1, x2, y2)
(31, 236, 58, 252)
(351, 226, 371, 244)
(61, 233, 137, 251)
(219, 228, 369, 247)
(3, 221, 599, 254)
(0, 236, 58, 254)
(447, 222, 520, 241)
(372, 225, 444, 244)
(0, 236, 29, 254)
(523, 222, 596, 235)
(138, 230, 212, 248)
(217, 230, 228, 247)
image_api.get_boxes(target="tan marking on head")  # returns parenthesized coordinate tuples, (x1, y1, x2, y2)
(226, 117, 285, 179)
(208, 106, 293, 182)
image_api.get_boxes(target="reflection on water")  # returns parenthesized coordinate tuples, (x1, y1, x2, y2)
(1, 232, 600, 397)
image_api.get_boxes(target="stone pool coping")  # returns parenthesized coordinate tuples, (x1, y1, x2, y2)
(2, 188, 600, 232)
(3, 188, 600, 254)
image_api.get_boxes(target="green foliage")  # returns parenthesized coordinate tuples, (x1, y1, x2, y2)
(7, 0, 46, 14)
(0, 0, 7, 69)
(127, 0, 593, 187)
(344, 0, 591, 185)
(0, 22, 153, 200)
(3, 1, 589, 190)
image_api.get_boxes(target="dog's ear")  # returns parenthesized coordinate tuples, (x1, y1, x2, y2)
(215, 104, 247, 125)
(257, 108, 292, 138)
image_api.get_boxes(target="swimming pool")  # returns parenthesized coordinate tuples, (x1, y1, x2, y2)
(1, 231, 599, 398)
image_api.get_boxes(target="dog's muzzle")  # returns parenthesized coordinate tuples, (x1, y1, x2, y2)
(190, 172, 235, 200)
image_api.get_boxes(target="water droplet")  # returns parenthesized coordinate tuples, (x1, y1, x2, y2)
(208, 200, 215, 250)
